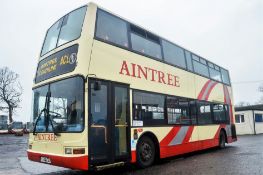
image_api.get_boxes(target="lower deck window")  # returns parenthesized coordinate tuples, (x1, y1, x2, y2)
(133, 91, 165, 125)
(133, 90, 230, 126)
(197, 102, 212, 124)
(167, 97, 190, 125)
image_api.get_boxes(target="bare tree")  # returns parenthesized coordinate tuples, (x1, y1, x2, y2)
(259, 84, 263, 93)
(0, 67, 23, 123)
(236, 101, 250, 107)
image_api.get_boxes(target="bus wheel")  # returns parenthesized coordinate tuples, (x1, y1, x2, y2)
(219, 131, 226, 149)
(137, 136, 155, 168)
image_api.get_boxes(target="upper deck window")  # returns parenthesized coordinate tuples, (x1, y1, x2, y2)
(41, 6, 87, 56)
(57, 7, 87, 46)
(192, 55, 209, 77)
(130, 25, 162, 60)
(162, 40, 186, 69)
(185, 50, 193, 71)
(221, 68, 230, 85)
(96, 10, 129, 48)
(209, 63, 222, 82)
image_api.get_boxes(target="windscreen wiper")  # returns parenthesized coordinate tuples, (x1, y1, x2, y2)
(32, 91, 60, 136)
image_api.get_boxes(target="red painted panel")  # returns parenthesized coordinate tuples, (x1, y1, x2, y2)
(131, 150, 136, 163)
(160, 139, 219, 158)
(160, 127, 181, 146)
(27, 151, 88, 170)
(182, 126, 194, 143)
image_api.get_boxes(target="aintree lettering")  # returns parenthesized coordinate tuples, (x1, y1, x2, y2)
(119, 60, 180, 87)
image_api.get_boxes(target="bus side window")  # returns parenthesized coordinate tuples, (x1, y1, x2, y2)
(197, 102, 212, 124)
(96, 10, 129, 48)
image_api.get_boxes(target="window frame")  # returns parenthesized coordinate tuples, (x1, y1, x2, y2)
(255, 114, 263, 123)
(95, 9, 130, 49)
(235, 114, 245, 124)
(31, 75, 86, 133)
(131, 89, 234, 127)
(132, 89, 166, 126)
(212, 104, 230, 124)
(40, 5, 87, 57)
(166, 96, 192, 125)
(196, 101, 213, 125)
(161, 39, 187, 69)
(130, 31, 163, 60)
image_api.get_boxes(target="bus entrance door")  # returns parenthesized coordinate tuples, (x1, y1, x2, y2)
(89, 79, 130, 166)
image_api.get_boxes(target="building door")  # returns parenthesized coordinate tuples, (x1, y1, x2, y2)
(88, 79, 130, 166)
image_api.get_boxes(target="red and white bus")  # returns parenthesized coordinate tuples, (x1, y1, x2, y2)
(28, 2, 237, 170)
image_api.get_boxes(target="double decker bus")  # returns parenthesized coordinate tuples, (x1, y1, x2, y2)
(28, 3, 237, 170)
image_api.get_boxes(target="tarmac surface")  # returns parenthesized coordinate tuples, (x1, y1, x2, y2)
(0, 134, 262, 175)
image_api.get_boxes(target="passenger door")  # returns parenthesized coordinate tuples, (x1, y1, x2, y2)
(88, 79, 130, 165)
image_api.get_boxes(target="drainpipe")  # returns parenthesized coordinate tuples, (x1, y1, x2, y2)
(252, 110, 256, 135)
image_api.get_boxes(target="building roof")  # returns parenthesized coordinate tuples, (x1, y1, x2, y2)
(235, 104, 263, 112)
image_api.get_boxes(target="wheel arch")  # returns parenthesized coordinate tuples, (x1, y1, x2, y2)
(137, 131, 160, 160)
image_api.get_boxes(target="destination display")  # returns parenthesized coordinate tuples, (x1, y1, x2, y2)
(35, 45, 78, 83)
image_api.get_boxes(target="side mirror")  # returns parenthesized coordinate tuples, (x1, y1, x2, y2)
(94, 81, 101, 91)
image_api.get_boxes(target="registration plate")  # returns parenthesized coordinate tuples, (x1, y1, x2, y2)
(40, 156, 51, 164)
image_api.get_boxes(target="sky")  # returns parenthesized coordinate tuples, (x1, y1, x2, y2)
(0, 0, 262, 122)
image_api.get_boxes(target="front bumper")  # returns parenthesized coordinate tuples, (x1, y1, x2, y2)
(27, 150, 88, 170)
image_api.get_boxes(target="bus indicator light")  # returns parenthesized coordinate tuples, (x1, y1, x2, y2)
(73, 148, 85, 154)
(65, 148, 72, 154)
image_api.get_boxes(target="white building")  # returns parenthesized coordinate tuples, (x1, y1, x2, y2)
(235, 105, 263, 135)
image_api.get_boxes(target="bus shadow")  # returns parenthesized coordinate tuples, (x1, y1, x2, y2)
(42, 146, 237, 175)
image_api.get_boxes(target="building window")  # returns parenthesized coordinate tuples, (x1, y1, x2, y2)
(96, 10, 129, 48)
(133, 91, 165, 125)
(167, 97, 190, 125)
(235, 114, 245, 123)
(162, 40, 186, 68)
(255, 114, 263, 122)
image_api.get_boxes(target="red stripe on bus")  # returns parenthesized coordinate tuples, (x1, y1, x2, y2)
(27, 151, 88, 170)
(131, 150, 136, 163)
(182, 126, 194, 143)
(197, 80, 212, 100)
(214, 124, 226, 139)
(160, 127, 181, 146)
(160, 138, 218, 158)
(223, 86, 234, 124)
(204, 81, 218, 100)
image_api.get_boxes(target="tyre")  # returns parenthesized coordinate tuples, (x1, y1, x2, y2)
(136, 136, 156, 168)
(219, 131, 226, 149)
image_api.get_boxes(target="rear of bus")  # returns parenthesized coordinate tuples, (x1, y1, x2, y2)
(27, 4, 94, 170)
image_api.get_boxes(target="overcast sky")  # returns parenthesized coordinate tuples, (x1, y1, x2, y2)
(0, 0, 262, 122)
